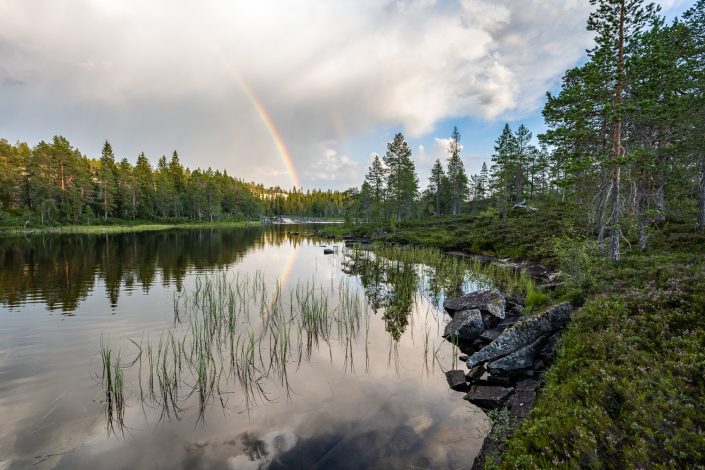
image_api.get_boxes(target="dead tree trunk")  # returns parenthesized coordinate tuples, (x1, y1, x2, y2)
(698, 153, 705, 230)
(637, 176, 649, 252)
(607, 0, 626, 263)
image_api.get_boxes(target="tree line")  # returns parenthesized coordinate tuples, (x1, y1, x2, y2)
(350, 127, 470, 225)
(0, 136, 348, 225)
(348, 0, 705, 261)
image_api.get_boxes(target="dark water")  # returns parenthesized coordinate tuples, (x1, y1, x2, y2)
(0, 226, 490, 469)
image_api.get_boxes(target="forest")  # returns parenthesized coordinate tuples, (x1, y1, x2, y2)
(349, 0, 704, 263)
(0, 138, 348, 226)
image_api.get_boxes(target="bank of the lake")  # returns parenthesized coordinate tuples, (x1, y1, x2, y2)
(326, 207, 705, 469)
(0, 220, 261, 236)
(0, 216, 351, 237)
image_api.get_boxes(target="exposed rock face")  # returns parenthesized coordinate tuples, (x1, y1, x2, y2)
(443, 309, 484, 341)
(463, 386, 514, 409)
(466, 302, 572, 368)
(443, 291, 506, 319)
(445, 370, 468, 391)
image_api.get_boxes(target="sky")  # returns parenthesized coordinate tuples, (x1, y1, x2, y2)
(0, 0, 695, 191)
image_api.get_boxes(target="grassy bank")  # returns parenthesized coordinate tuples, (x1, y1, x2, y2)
(0, 220, 260, 236)
(331, 208, 705, 468)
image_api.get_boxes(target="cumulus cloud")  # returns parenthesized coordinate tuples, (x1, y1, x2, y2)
(303, 148, 359, 186)
(0, 0, 682, 189)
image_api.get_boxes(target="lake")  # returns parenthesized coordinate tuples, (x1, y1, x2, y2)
(0, 225, 493, 469)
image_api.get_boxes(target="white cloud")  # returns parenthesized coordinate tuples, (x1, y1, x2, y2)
(0, 0, 684, 189)
(303, 148, 360, 187)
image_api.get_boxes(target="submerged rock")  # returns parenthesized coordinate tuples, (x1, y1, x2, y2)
(323, 248, 334, 255)
(444, 291, 506, 319)
(445, 370, 468, 391)
(443, 309, 484, 341)
(466, 302, 572, 368)
(463, 385, 514, 409)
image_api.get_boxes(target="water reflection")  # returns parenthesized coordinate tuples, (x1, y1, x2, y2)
(0, 227, 300, 311)
(0, 227, 494, 469)
(342, 246, 493, 341)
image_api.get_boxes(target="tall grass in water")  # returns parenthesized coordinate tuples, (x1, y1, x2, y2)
(99, 337, 125, 435)
(99, 270, 370, 428)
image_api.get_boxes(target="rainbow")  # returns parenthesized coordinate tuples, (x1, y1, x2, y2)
(232, 73, 301, 190)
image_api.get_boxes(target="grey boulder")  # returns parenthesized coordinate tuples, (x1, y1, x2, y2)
(443, 309, 484, 341)
(443, 290, 506, 319)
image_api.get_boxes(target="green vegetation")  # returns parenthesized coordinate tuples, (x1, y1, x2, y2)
(0, 138, 349, 227)
(500, 251, 705, 468)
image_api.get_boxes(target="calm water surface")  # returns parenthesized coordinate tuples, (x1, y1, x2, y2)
(0, 226, 490, 469)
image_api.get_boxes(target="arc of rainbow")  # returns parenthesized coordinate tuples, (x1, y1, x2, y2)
(213, 55, 303, 319)
(230, 71, 301, 190)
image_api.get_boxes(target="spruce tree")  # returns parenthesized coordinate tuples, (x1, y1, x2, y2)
(384, 133, 418, 222)
(98, 140, 117, 220)
(365, 155, 386, 224)
(447, 126, 469, 215)
(428, 159, 445, 216)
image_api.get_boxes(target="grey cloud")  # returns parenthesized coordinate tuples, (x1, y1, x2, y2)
(0, 0, 680, 189)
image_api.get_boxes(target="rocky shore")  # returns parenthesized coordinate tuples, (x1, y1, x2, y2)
(440, 288, 573, 469)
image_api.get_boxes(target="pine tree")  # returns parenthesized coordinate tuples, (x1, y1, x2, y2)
(587, 0, 660, 261)
(683, 1, 705, 229)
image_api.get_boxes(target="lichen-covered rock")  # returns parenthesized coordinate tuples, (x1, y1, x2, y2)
(486, 334, 547, 372)
(442, 309, 484, 341)
(478, 328, 502, 343)
(466, 302, 572, 368)
(443, 291, 506, 319)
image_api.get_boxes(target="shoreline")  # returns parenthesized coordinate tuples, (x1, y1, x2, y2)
(0, 221, 260, 236)
(0, 218, 349, 236)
